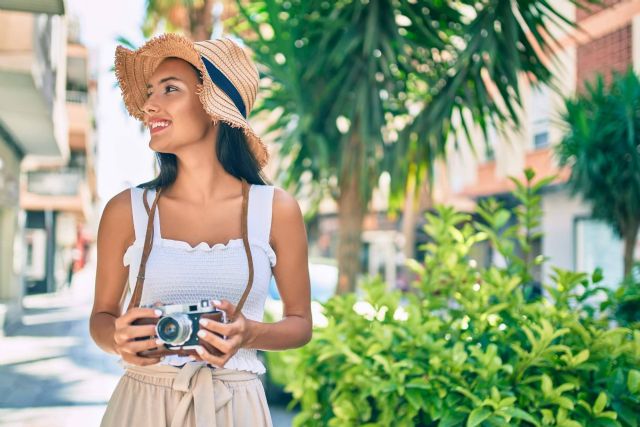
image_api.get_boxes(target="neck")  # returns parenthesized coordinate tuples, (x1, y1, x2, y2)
(165, 133, 241, 204)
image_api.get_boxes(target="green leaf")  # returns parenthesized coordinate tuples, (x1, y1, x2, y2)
(503, 407, 541, 427)
(541, 374, 553, 397)
(494, 210, 511, 229)
(559, 420, 582, 427)
(592, 268, 604, 283)
(593, 392, 608, 414)
(405, 388, 425, 410)
(439, 411, 467, 427)
(467, 407, 492, 427)
(628, 370, 640, 394)
(597, 411, 619, 420)
(573, 349, 590, 366)
(592, 419, 622, 427)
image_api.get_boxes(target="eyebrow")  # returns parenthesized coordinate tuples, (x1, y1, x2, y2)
(146, 76, 182, 89)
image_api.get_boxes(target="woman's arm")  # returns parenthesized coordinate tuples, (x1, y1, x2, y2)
(245, 187, 312, 350)
(90, 189, 162, 366)
(90, 189, 133, 354)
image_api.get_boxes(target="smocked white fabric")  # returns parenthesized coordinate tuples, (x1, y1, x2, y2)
(122, 184, 276, 374)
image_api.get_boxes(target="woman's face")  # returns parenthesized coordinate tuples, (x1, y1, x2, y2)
(142, 57, 214, 153)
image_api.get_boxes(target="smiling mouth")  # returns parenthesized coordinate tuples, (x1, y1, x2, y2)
(149, 120, 172, 134)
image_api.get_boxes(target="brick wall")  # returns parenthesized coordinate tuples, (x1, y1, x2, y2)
(576, 24, 632, 89)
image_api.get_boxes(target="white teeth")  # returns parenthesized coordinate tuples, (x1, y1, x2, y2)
(150, 121, 170, 129)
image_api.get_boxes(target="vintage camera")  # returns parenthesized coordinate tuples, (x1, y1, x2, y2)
(134, 299, 227, 358)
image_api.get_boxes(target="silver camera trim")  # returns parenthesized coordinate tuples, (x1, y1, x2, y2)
(155, 313, 192, 346)
(152, 299, 228, 348)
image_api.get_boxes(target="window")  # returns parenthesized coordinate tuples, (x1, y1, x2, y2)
(530, 85, 550, 149)
(484, 124, 498, 162)
(575, 218, 624, 289)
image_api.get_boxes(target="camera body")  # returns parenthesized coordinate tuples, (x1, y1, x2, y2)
(134, 299, 226, 358)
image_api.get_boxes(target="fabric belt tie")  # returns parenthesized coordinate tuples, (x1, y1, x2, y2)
(125, 362, 258, 427)
(171, 362, 230, 427)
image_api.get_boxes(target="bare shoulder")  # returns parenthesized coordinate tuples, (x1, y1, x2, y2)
(99, 188, 135, 248)
(270, 186, 306, 246)
(272, 186, 302, 218)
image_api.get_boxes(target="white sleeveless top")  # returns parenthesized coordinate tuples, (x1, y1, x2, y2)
(122, 184, 277, 374)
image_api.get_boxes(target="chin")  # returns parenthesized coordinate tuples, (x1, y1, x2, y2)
(149, 138, 174, 154)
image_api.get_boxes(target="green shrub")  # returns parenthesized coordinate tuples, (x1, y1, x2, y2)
(603, 263, 640, 329)
(280, 170, 640, 426)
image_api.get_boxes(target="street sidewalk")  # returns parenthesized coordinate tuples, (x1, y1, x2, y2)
(0, 261, 295, 427)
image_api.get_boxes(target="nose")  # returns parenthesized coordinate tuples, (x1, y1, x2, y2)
(142, 94, 160, 117)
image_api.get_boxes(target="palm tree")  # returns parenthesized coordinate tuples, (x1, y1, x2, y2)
(142, 0, 251, 40)
(557, 69, 640, 278)
(227, 0, 591, 293)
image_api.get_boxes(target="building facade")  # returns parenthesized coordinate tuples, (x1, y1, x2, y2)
(0, 1, 97, 333)
(0, 1, 68, 332)
(435, 0, 640, 288)
(20, 23, 97, 296)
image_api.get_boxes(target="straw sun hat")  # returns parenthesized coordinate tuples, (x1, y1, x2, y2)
(114, 33, 269, 168)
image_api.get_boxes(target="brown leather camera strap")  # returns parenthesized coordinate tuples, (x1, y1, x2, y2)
(126, 178, 254, 322)
(126, 186, 162, 312)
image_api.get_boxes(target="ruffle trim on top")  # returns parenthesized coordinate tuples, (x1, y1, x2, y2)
(123, 238, 277, 268)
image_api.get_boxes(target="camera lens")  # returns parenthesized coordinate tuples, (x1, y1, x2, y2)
(156, 314, 192, 345)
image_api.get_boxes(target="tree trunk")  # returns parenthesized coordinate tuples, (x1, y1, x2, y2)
(336, 130, 366, 295)
(623, 221, 639, 278)
(190, 0, 216, 41)
(402, 170, 434, 262)
(401, 167, 417, 261)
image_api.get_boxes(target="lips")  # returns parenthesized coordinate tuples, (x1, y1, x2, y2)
(148, 119, 172, 135)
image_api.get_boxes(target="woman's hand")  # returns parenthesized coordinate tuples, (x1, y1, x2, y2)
(193, 300, 253, 367)
(113, 307, 163, 366)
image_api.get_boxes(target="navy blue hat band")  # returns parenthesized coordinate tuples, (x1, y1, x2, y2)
(200, 55, 247, 118)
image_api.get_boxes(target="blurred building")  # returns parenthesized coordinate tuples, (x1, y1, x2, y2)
(0, 1, 68, 332)
(20, 18, 97, 296)
(433, 0, 640, 288)
(0, 1, 98, 333)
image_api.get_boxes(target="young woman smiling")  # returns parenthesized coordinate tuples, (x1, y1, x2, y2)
(90, 34, 312, 427)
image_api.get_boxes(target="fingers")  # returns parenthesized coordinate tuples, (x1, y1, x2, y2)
(214, 299, 236, 320)
(115, 335, 160, 357)
(194, 345, 227, 368)
(129, 324, 158, 339)
(199, 317, 232, 336)
(114, 324, 157, 345)
(116, 308, 161, 329)
(123, 337, 163, 355)
(197, 328, 235, 354)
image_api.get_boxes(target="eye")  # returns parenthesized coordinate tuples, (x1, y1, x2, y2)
(164, 85, 178, 94)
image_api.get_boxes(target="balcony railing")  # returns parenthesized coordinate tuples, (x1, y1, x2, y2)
(66, 90, 88, 104)
(26, 168, 83, 197)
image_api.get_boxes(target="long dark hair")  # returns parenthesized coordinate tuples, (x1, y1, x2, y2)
(138, 60, 269, 190)
(139, 122, 268, 190)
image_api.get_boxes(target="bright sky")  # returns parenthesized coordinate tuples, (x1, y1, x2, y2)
(66, 0, 155, 211)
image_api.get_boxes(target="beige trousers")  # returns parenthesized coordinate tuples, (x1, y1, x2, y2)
(101, 362, 273, 427)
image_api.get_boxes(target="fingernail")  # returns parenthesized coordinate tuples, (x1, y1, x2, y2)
(199, 318, 209, 327)
(197, 330, 206, 338)
(212, 299, 221, 306)
(154, 309, 162, 316)
(155, 338, 164, 345)
(195, 346, 204, 354)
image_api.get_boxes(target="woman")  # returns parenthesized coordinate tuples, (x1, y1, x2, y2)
(90, 33, 312, 426)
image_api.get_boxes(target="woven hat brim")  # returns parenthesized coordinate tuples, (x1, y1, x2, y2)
(114, 33, 269, 168)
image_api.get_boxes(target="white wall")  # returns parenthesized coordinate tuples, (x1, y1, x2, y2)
(541, 187, 590, 282)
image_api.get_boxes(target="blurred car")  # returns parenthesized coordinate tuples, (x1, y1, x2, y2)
(263, 257, 338, 326)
